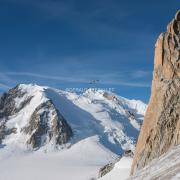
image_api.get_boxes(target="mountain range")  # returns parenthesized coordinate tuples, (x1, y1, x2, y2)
(0, 83, 146, 180)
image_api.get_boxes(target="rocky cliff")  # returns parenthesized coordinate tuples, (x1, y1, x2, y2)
(131, 10, 180, 175)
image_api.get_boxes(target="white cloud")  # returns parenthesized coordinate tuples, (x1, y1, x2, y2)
(0, 73, 15, 91)
(6, 72, 87, 83)
(0, 83, 11, 90)
(0, 73, 15, 83)
(131, 70, 151, 79)
(5, 71, 151, 88)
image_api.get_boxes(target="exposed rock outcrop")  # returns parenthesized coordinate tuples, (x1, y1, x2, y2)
(0, 84, 33, 143)
(131, 10, 180, 175)
(0, 84, 33, 118)
(24, 100, 73, 149)
(98, 162, 115, 178)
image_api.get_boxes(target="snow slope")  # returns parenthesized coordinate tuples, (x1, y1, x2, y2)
(128, 145, 180, 180)
(0, 136, 116, 180)
(99, 145, 180, 180)
(45, 87, 146, 154)
(0, 84, 147, 180)
(99, 156, 133, 180)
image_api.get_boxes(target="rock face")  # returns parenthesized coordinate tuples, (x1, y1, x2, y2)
(0, 85, 33, 144)
(0, 84, 73, 149)
(98, 162, 115, 178)
(0, 85, 33, 118)
(131, 11, 180, 175)
(23, 100, 73, 149)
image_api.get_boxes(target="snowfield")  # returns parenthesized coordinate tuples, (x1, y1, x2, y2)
(0, 84, 147, 180)
(0, 136, 116, 180)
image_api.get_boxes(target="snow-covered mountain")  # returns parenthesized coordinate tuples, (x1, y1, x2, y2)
(0, 84, 146, 180)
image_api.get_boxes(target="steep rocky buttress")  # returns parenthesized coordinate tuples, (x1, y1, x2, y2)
(131, 10, 180, 175)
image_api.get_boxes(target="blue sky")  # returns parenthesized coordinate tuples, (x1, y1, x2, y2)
(0, 0, 179, 102)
